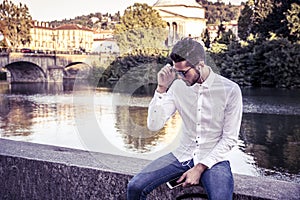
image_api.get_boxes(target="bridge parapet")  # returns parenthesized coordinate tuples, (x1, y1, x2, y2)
(0, 53, 116, 83)
(8, 53, 56, 73)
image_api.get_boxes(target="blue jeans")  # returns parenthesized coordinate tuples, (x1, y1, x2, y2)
(127, 153, 233, 200)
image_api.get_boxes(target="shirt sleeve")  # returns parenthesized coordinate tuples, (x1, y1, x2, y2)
(147, 90, 177, 132)
(197, 84, 243, 168)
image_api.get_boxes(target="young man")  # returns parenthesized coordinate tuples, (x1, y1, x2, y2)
(127, 38, 243, 200)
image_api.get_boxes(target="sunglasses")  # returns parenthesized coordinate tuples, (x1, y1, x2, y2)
(172, 67, 193, 78)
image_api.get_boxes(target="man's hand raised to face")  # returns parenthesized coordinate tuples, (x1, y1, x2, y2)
(156, 64, 176, 93)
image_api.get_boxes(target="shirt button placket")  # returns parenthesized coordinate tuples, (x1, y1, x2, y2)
(196, 87, 202, 149)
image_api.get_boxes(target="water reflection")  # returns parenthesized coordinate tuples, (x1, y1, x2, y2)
(6, 81, 77, 95)
(113, 106, 180, 153)
(241, 113, 300, 174)
(0, 82, 299, 183)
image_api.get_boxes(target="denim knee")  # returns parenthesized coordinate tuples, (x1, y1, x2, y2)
(127, 176, 147, 200)
(127, 178, 141, 194)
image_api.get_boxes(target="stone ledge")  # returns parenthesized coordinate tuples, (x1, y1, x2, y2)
(0, 139, 299, 200)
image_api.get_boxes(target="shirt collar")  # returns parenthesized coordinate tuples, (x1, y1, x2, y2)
(190, 66, 215, 90)
(202, 67, 215, 88)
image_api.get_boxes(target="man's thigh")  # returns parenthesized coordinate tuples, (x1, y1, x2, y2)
(131, 153, 190, 188)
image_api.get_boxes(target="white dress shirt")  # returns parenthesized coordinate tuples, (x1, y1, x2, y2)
(147, 68, 243, 168)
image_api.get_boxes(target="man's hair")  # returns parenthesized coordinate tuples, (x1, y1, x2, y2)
(170, 38, 205, 67)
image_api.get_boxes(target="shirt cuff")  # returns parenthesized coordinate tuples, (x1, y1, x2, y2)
(193, 152, 217, 169)
(198, 157, 217, 169)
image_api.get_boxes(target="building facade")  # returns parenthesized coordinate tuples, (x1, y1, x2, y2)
(152, 0, 206, 46)
(21, 21, 94, 53)
(92, 29, 119, 53)
(28, 21, 54, 52)
(55, 24, 93, 53)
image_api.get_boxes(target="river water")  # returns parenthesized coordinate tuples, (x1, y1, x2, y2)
(0, 81, 299, 183)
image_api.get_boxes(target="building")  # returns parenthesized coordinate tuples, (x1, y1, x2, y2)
(93, 29, 114, 40)
(55, 24, 93, 53)
(27, 21, 54, 52)
(152, 0, 206, 46)
(92, 29, 119, 53)
(20, 21, 94, 53)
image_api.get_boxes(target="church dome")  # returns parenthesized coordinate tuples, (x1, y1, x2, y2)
(153, 0, 202, 8)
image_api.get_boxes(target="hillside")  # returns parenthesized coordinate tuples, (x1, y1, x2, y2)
(48, 1, 242, 29)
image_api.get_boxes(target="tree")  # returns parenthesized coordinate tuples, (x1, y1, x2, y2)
(238, 0, 274, 39)
(202, 28, 211, 48)
(0, 21, 7, 47)
(238, 0, 299, 41)
(238, 0, 254, 40)
(197, 0, 242, 25)
(251, 0, 274, 37)
(0, 0, 32, 49)
(114, 3, 167, 56)
(218, 29, 237, 45)
(284, 3, 300, 42)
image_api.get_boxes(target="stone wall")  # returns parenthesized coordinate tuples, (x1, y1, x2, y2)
(0, 139, 299, 200)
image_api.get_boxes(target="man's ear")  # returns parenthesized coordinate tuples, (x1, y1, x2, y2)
(196, 61, 205, 70)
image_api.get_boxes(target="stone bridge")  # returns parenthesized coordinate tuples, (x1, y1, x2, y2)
(0, 52, 116, 83)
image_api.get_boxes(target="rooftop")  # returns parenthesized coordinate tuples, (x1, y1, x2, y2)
(55, 24, 93, 31)
(153, 0, 202, 8)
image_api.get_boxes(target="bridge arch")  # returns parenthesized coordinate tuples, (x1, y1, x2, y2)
(5, 61, 47, 83)
(64, 62, 92, 80)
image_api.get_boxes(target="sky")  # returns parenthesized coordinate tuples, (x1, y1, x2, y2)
(8, 0, 247, 22)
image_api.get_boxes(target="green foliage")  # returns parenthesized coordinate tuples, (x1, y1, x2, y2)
(284, 3, 300, 42)
(246, 33, 259, 43)
(209, 42, 228, 54)
(86, 66, 106, 86)
(203, 1, 300, 89)
(219, 29, 237, 44)
(210, 38, 300, 88)
(196, 0, 242, 24)
(238, 0, 254, 40)
(49, 12, 120, 30)
(0, 0, 32, 48)
(0, 21, 6, 47)
(202, 29, 211, 48)
(97, 54, 171, 93)
(209, 23, 237, 54)
(238, 0, 299, 42)
(86, 55, 117, 86)
(114, 3, 168, 56)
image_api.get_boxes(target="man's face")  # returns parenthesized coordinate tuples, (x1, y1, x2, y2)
(173, 60, 200, 86)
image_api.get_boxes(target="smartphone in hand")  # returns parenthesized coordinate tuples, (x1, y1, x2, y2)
(166, 176, 184, 189)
